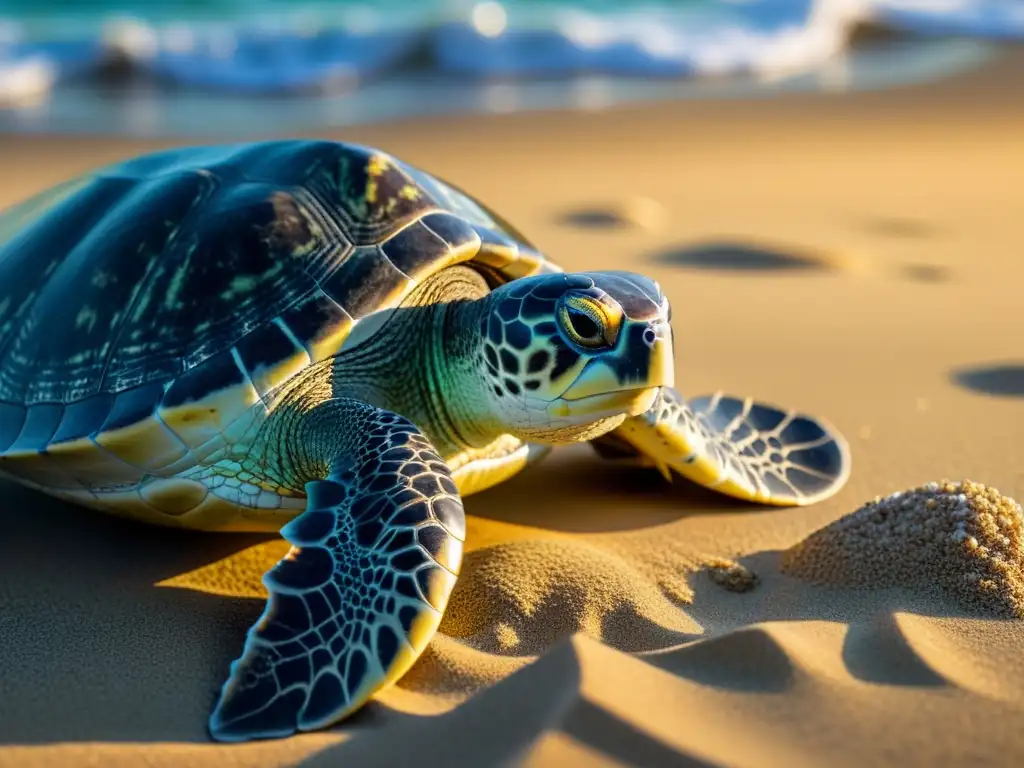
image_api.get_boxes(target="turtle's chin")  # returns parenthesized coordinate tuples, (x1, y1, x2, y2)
(523, 386, 659, 444)
(552, 385, 659, 421)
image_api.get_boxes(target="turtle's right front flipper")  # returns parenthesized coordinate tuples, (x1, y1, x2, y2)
(594, 387, 850, 506)
(208, 399, 465, 742)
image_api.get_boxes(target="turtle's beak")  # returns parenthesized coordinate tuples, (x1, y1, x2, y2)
(561, 318, 675, 403)
(647, 321, 675, 390)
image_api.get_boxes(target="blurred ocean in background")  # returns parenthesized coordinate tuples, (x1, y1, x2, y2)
(0, 0, 1020, 136)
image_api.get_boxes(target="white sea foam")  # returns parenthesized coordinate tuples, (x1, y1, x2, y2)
(0, 0, 1018, 96)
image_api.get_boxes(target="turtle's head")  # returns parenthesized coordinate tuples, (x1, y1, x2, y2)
(477, 271, 674, 443)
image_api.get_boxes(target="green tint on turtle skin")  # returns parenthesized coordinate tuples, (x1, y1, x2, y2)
(209, 400, 464, 740)
(0, 139, 851, 742)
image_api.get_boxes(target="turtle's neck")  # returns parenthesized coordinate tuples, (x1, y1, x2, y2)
(327, 266, 500, 459)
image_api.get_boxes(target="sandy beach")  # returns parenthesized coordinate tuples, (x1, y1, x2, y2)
(2, 48, 1024, 767)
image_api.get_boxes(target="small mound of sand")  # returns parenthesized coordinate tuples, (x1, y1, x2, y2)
(782, 480, 1024, 618)
(439, 538, 698, 656)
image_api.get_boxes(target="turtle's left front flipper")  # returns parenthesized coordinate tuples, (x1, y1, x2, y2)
(596, 387, 850, 506)
(208, 399, 464, 742)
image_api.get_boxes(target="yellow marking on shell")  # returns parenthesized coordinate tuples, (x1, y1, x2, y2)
(94, 484, 269, 530)
(501, 252, 545, 280)
(398, 184, 420, 201)
(94, 415, 190, 472)
(158, 381, 261, 450)
(305, 308, 354, 364)
(192, 489, 297, 532)
(367, 154, 389, 176)
(365, 154, 390, 206)
(140, 477, 209, 516)
(158, 402, 268, 478)
(41, 437, 148, 486)
(0, 452, 90, 490)
(157, 446, 217, 479)
(245, 344, 312, 402)
(473, 244, 517, 270)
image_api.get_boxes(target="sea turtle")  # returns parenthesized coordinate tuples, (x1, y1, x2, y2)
(0, 140, 850, 741)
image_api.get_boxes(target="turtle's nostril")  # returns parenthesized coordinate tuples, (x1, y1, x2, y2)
(642, 322, 669, 350)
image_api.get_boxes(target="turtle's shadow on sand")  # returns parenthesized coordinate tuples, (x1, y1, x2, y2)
(950, 363, 1024, 397)
(0, 449, 742, 746)
(861, 215, 939, 239)
(0, 481, 272, 745)
(464, 444, 747, 533)
(649, 240, 832, 272)
(4, 480, 1013, 755)
(557, 207, 631, 229)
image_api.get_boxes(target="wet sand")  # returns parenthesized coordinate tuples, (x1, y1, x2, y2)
(2, 48, 1024, 768)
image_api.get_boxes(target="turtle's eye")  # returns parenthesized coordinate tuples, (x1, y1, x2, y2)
(557, 295, 617, 350)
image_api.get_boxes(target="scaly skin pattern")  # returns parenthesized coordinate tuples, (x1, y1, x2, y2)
(443, 270, 675, 445)
(209, 398, 464, 741)
(600, 388, 852, 506)
(205, 268, 678, 740)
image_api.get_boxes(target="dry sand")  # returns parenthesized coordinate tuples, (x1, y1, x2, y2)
(2, 49, 1024, 768)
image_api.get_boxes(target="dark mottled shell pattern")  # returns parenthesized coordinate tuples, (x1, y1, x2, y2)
(0, 140, 557, 461)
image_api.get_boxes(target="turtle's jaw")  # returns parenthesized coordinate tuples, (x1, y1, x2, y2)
(550, 385, 660, 421)
(527, 385, 658, 444)
(535, 323, 671, 441)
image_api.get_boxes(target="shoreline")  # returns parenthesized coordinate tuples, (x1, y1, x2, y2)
(1, 45, 1021, 204)
(0, 36, 1008, 138)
